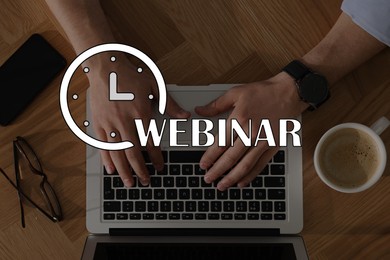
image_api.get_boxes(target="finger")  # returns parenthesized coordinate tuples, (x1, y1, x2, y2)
(195, 91, 235, 117)
(166, 94, 191, 118)
(107, 130, 134, 187)
(237, 147, 279, 188)
(200, 115, 233, 170)
(142, 117, 165, 172)
(95, 127, 115, 174)
(204, 140, 249, 187)
(217, 143, 268, 190)
(118, 123, 150, 186)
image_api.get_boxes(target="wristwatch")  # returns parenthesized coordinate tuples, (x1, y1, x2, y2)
(282, 60, 329, 110)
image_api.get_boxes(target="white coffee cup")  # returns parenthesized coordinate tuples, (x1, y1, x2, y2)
(314, 117, 389, 193)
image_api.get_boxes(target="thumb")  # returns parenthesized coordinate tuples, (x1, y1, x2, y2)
(195, 92, 234, 117)
(166, 94, 191, 119)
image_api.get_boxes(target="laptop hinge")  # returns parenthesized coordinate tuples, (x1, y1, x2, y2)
(109, 228, 280, 236)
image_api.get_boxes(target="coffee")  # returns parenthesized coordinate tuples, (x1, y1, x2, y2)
(318, 128, 379, 188)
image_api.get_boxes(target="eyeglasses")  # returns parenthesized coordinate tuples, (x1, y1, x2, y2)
(0, 136, 62, 227)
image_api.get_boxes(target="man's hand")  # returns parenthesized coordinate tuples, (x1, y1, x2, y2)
(195, 72, 308, 191)
(88, 55, 190, 187)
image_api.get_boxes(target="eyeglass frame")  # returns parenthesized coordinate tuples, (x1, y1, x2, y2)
(0, 136, 63, 228)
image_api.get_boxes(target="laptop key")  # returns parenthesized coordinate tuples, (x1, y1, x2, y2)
(176, 177, 187, 187)
(234, 213, 246, 220)
(123, 201, 133, 212)
(154, 189, 165, 199)
(208, 213, 220, 220)
(192, 189, 203, 199)
(270, 165, 285, 175)
(150, 176, 162, 187)
(204, 189, 215, 199)
(163, 177, 174, 187)
(198, 201, 209, 212)
(261, 201, 273, 212)
(251, 177, 263, 187)
(130, 213, 141, 220)
(211, 201, 222, 212)
(113, 177, 124, 188)
(128, 189, 140, 200)
(261, 214, 272, 220)
(182, 213, 194, 220)
(103, 201, 121, 212)
(179, 189, 190, 199)
(195, 213, 207, 220)
(135, 201, 146, 212)
(103, 213, 115, 220)
(268, 189, 286, 200)
(167, 189, 178, 199)
(275, 201, 286, 212)
(117, 213, 128, 220)
(255, 189, 266, 200)
(182, 164, 193, 175)
(229, 189, 241, 199)
(160, 201, 172, 212)
(195, 165, 206, 175)
(260, 165, 269, 175)
(223, 201, 234, 212)
(242, 189, 253, 199)
(104, 189, 115, 200)
(236, 201, 247, 212)
(185, 201, 196, 212)
(146, 164, 156, 175)
(248, 214, 260, 220)
(156, 213, 167, 220)
(221, 213, 233, 220)
(116, 189, 127, 200)
(273, 151, 285, 163)
(169, 165, 180, 175)
(141, 189, 152, 200)
(173, 201, 184, 212)
(147, 201, 159, 212)
(249, 201, 260, 212)
(143, 213, 154, 220)
(169, 213, 180, 220)
(217, 190, 228, 200)
(157, 165, 168, 175)
(189, 177, 200, 187)
(265, 177, 285, 187)
(104, 177, 112, 190)
(274, 214, 286, 220)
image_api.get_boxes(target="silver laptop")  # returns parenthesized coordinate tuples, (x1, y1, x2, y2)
(83, 84, 307, 259)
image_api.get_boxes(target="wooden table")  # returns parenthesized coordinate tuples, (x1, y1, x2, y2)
(0, 0, 389, 259)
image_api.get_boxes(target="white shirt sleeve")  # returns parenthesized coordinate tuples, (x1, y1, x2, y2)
(342, 0, 390, 46)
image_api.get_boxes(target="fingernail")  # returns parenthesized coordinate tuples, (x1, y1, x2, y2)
(141, 178, 150, 186)
(123, 179, 133, 187)
(204, 175, 211, 183)
(200, 162, 209, 170)
(106, 165, 114, 174)
(217, 183, 227, 191)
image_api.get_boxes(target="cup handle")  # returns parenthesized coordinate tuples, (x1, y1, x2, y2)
(370, 117, 390, 136)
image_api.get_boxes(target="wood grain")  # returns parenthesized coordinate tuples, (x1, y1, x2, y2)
(0, 0, 389, 259)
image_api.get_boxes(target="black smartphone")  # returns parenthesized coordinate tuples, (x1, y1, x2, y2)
(0, 34, 66, 126)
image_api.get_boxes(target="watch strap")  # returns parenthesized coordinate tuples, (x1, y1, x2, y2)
(282, 60, 310, 80)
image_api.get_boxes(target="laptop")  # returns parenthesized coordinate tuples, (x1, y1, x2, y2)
(83, 84, 308, 259)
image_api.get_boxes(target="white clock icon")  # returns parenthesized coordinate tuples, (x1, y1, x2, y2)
(60, 43, 167, 151)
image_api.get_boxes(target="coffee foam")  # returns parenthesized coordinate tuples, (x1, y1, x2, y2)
(319, 128, 379, 188)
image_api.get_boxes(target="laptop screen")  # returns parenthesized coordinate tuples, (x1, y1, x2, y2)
(93, 242, 297, 260)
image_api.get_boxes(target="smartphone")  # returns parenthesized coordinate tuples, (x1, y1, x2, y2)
(0, 34, 66, 126)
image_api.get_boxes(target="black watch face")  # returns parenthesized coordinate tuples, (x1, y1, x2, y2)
(299, 73, 329, 106)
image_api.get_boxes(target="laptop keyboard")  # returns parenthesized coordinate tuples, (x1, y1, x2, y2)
(102, 150, 287, 221)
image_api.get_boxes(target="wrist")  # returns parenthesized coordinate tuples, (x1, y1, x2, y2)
(270, 72, 310, 115)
